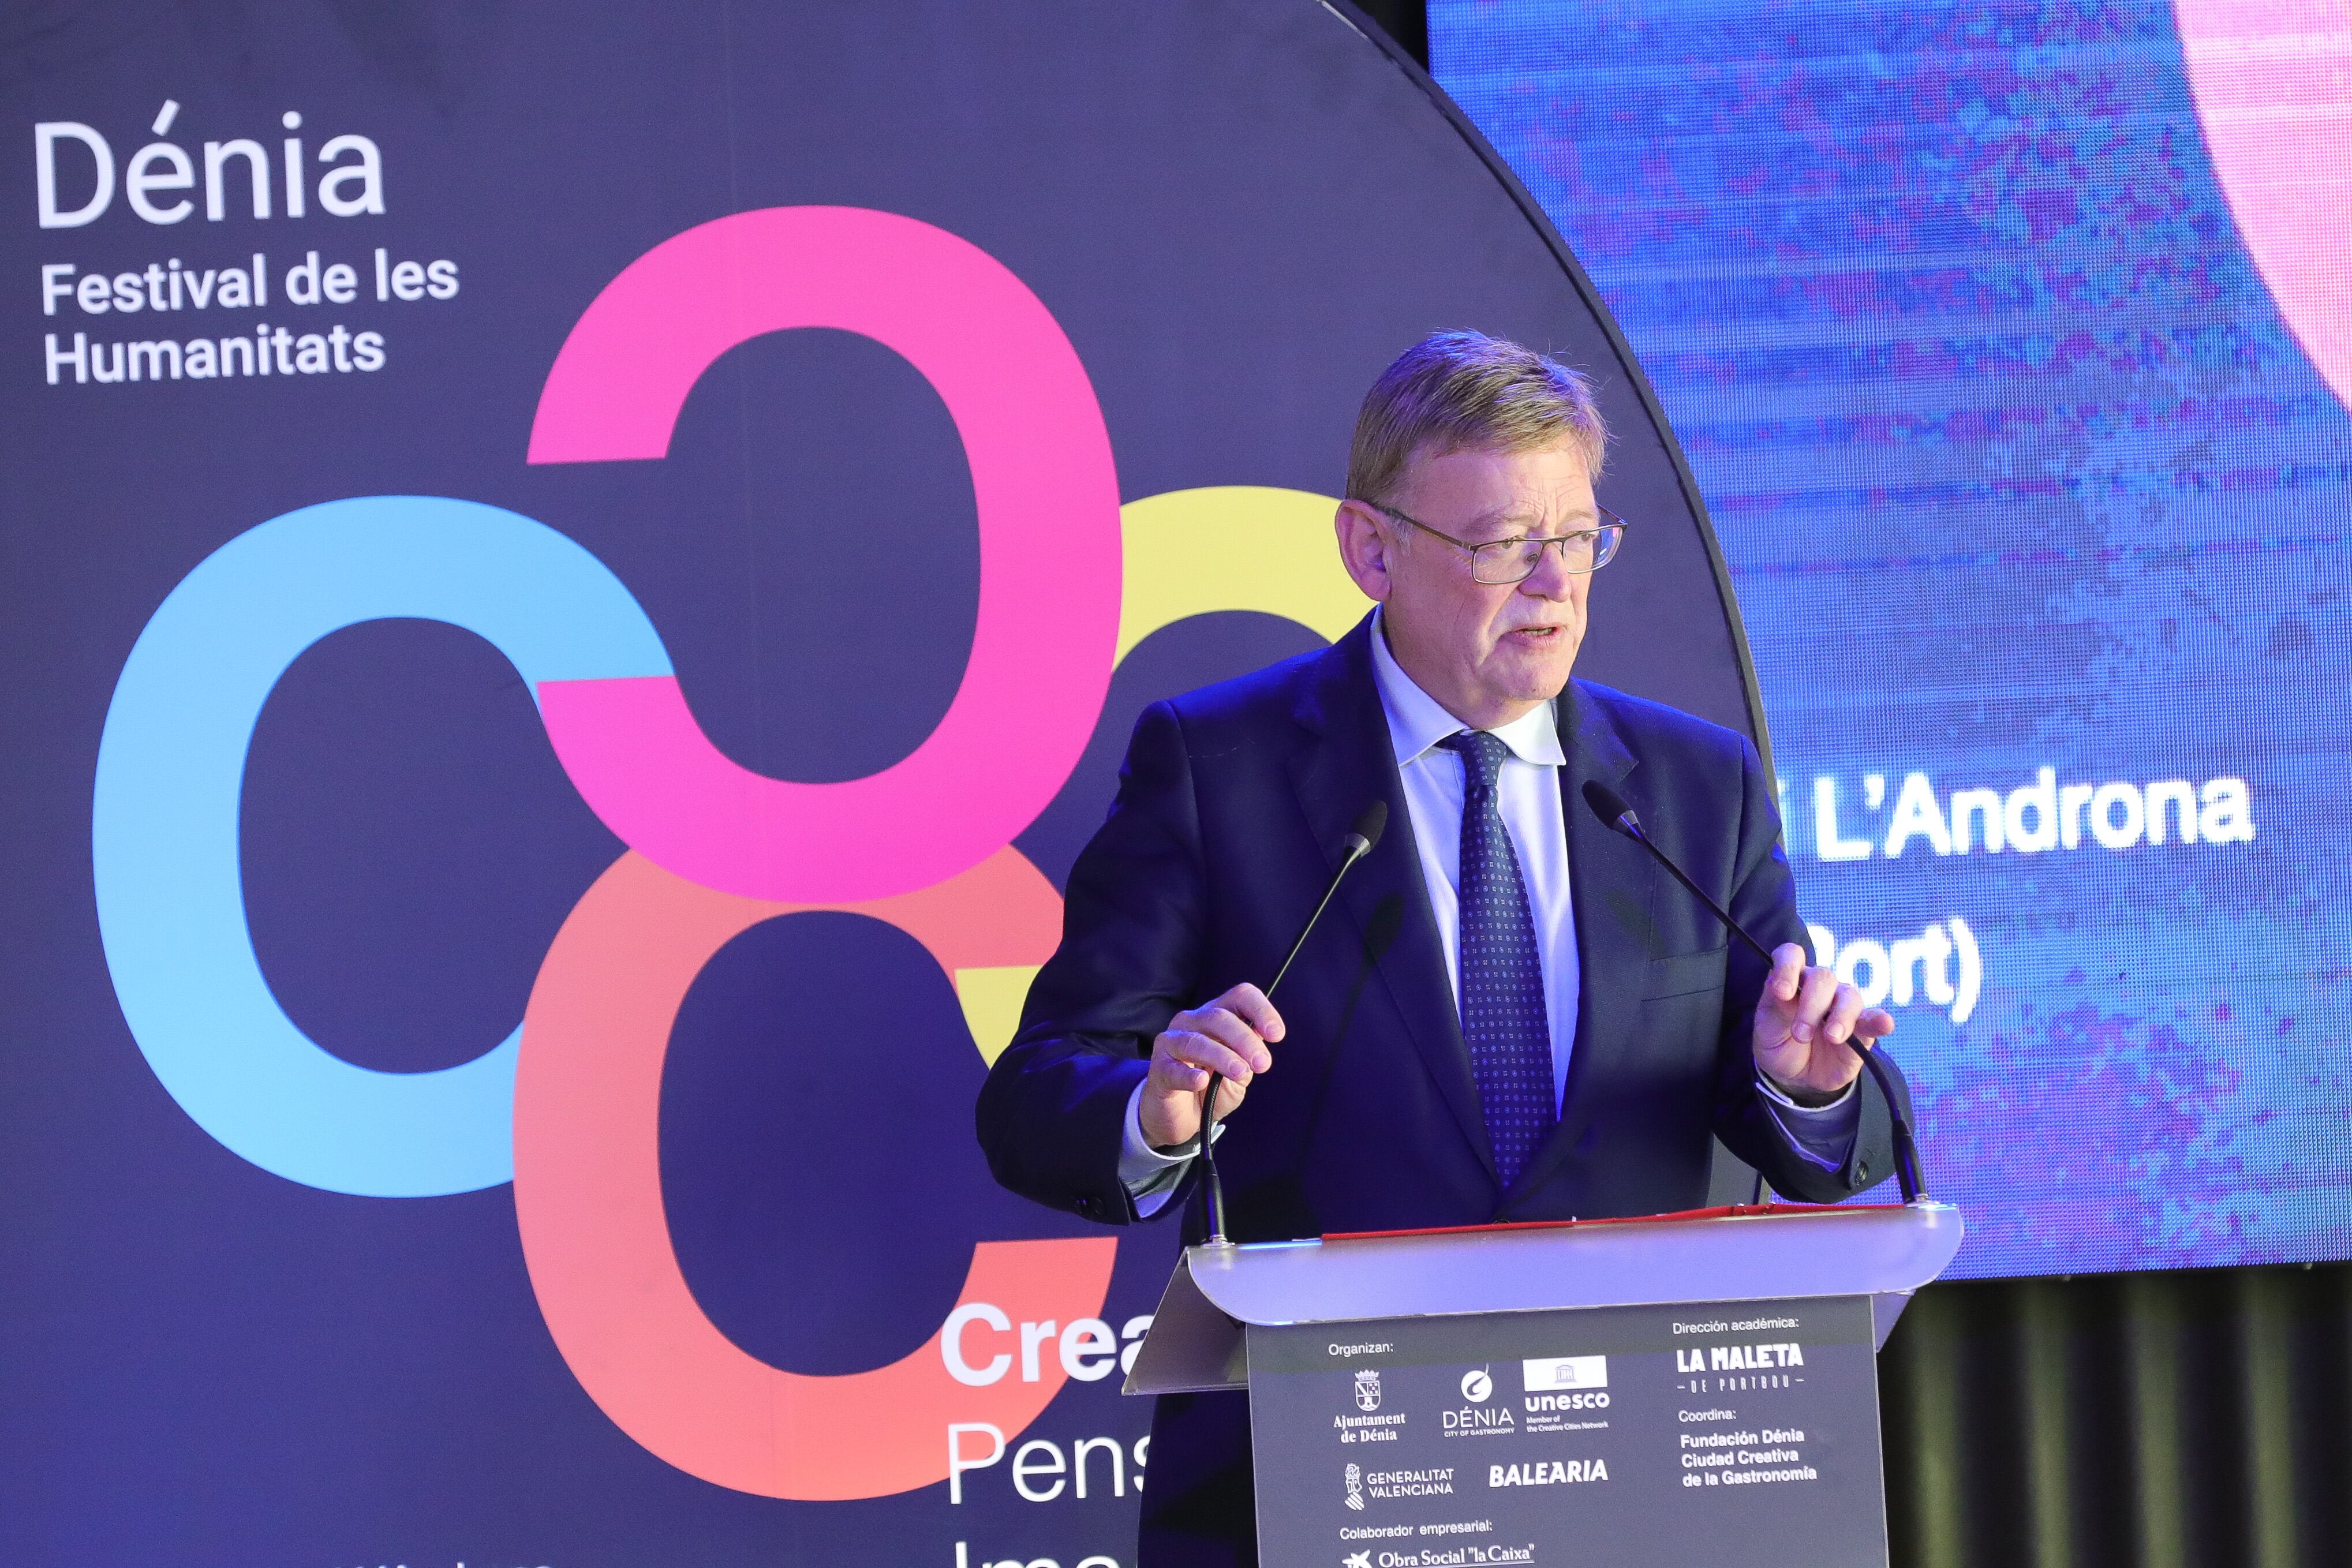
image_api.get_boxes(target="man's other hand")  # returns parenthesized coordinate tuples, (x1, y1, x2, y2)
(1752, 942, 1893, 1105)
(1139, 983, 1283, 1150)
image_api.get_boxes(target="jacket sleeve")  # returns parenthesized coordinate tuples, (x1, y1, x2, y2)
(1707, 735, 1914, 1203)
(975, 700, 1211, 1225)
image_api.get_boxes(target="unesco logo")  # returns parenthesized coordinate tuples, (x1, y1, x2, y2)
(1355, 1370, 1382, 1412)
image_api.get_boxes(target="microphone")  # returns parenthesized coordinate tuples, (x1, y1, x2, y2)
(1581, 781, 1927, 1203)
(1199, 801, 1389, 1245)
(1269, 802, 1388, 995)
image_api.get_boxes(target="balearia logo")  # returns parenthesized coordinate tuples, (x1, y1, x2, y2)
(1354, 1369, 1382, 1412)
(1490, 1458, 1610, 1488)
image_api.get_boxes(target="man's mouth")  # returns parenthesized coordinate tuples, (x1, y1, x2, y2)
(1506, 625, 1565, 640)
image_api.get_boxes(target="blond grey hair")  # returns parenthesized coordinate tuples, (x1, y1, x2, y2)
(1345, 330, 1608, 504)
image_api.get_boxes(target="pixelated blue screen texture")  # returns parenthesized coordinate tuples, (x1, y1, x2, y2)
(1433, 0, 2352, 1277)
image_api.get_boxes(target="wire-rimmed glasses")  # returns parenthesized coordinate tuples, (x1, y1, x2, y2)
(1370, 501, 1626, 585)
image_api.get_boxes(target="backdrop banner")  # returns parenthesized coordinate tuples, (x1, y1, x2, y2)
(1, 4, 1759, 1564)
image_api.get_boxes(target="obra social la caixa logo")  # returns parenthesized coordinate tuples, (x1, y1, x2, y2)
(91, 205, 1366, 1502)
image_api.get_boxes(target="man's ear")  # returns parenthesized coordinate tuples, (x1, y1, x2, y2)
(1334, 499, 1394, 602)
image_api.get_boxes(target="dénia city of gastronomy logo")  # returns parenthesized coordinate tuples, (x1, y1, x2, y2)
(91, 205, 1367, 1501)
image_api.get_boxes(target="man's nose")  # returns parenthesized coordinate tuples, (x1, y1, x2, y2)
(1521, 539, 1577, 600)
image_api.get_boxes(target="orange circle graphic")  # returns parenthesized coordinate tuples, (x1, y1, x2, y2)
(513, 846, 1114, 1499)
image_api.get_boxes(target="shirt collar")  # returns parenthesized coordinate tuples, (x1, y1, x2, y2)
(1367, 605, 1566, 769)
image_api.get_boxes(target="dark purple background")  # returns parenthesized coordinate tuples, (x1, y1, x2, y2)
(0, 3, 1756, 1562)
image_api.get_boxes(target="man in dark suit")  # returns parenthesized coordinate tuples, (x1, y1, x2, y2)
(977, 331, 1909, 1566)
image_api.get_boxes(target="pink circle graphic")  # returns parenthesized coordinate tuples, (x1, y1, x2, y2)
(2174, 0, 2352, 412)
(529, 207, 1122, 901)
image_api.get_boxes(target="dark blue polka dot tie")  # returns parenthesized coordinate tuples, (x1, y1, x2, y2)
(1441, 730, 1557, 1189)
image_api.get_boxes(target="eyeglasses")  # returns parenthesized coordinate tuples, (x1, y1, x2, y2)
(1369, 502, 1626, 585)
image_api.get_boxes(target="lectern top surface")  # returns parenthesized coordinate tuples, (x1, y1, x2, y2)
(1190, 1200, 1963, 1329)
(1122, 1203, 1964, 1396)
(1323, 1200, 1885, 1244)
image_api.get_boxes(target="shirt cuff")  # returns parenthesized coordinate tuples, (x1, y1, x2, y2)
(1119, 1079, 1224, 1218)
(1757, 1073, 1860, 1173)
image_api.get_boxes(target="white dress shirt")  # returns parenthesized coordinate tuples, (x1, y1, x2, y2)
(1119, 609, 1853, 1211)
(1367, 607, 1583, 1110)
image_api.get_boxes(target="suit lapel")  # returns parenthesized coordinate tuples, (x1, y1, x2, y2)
(1287, 616, 1495, 1181)
(1506, 680, 1649, 1205)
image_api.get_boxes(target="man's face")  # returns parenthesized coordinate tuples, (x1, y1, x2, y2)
(1336, 439, 1599, 728)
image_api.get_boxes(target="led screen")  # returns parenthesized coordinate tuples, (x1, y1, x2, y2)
(1434, 0, 2352, 1276)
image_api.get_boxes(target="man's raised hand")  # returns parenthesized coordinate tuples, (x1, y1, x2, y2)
(1751, 942, 1893, 1105)
(1138, 983, 1283, 1150)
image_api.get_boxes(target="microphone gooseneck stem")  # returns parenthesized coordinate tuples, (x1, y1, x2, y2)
(1267, 838, 1371, 996)
(1199, 818, 1384, 1246)
(1624, 819, 1775, 968)
(1850, 1046, 1924, 1204)
(1605, 803, 1927, 1204)
(1199, 1073, 1231, 1245)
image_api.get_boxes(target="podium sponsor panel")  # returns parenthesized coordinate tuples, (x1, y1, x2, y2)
(1248, 1297, 1885, 1567)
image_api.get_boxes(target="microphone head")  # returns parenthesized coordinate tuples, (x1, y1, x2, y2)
(1581, 781, 1641, 837)
(1348, 800, 1389, 856)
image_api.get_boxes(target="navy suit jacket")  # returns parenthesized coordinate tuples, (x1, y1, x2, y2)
(976, 613, 1908, 1564)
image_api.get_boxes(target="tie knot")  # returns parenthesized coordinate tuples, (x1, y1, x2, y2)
(1441, 729, 1510, 796)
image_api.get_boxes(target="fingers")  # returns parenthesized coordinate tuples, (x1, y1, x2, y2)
(1788, 964, 1841, 1042)
(1190, 1006, 1273, 1076)
(1151, 983, 1283, 1094)
(1214, 983, 1285, 1047)
(1139, 1041, 1242, 1148)
(1755, 955, 1889, 1097)
(1816, 975, 1869, 1047)
(1149, 1030, 1255, 1095)
(1138, 982, 1288, 1151)
(1176, 985, 1281, 1073)
(1813, 988, 1897, 1047)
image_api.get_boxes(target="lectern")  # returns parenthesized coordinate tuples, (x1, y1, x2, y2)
(1125, 1201, 1964, 1567)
